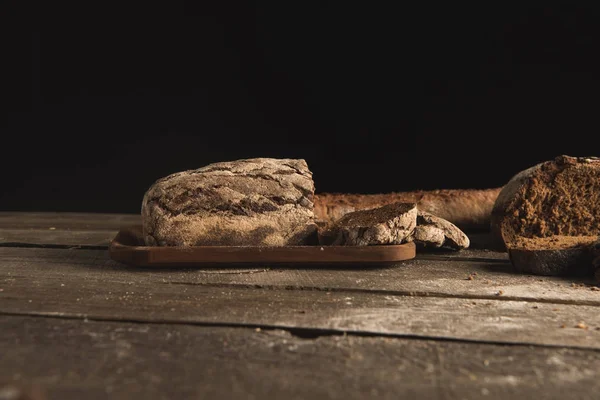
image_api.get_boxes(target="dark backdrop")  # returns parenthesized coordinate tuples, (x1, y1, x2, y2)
(4, 4, 600, 213)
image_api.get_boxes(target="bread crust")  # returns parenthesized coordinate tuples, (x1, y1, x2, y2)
(142, 158, 317, 246)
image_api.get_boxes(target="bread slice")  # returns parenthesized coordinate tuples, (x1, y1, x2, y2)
(413, 211, 470, 250)
(314, 188, 501, 232)
(319, 202, 417, 246)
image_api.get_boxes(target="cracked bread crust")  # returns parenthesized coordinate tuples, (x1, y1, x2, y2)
(141, 158, 318, 246)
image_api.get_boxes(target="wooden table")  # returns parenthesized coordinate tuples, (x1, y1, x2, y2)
(1, 212, 599, 399)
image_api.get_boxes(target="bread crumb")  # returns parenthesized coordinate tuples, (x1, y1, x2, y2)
(466, 276, 474, 281)
(575, 322, 589, 330)
(255, 327, 262, 332)
(496, 290, 504, 296)
(560, 324, 566, 328)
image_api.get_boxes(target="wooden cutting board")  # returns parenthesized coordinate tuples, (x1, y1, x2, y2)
(109, 225, 416, 267)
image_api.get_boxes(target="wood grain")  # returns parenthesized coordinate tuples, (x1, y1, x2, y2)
(2, 271, 600, 348)
(0, 228, 116, 247)
(0, 212, 140, 230)
(2, 247, 597, 305)
(1, 316, 599, 400)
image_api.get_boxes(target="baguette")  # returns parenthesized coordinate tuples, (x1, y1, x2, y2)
(314, 188, 501, 232)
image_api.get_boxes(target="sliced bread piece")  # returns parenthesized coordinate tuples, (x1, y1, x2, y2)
(319, 202, 417, 246)
(413, 211, 470, 250)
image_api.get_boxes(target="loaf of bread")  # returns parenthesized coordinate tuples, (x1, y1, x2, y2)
(141, 158, 318, 246)
(491, 155, 600, 245)
(491, 155, 600, 275)
(314, 188, 501, 232)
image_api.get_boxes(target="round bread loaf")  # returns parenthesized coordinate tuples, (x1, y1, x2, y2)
(142, 158, 318, 247)
(491, 155, 600, 275)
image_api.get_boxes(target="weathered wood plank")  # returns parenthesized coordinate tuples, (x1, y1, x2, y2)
(0, 228, 116, 247)
(0, 212, 140, 230)
(2, 272, 600, 349)
(1, 247, 597, 305)
(1, 316, 599, 400)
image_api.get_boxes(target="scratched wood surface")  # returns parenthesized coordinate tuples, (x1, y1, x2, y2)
(2, 247, 598, 305)
(1, 212, 600, 399)
(2, 269, 600, 349)
(2, 316, 600, 400)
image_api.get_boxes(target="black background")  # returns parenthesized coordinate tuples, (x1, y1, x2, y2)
(4, 3, 600, 213)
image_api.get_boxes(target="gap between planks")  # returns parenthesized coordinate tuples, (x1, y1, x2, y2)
(3, 315, 599, 400)
(2, 275, 600, 350)
(0, 310, 599, 353)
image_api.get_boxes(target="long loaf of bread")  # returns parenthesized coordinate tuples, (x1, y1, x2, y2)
(313, 188, 502, 232)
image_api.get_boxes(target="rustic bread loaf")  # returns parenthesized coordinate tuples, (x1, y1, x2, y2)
(491, 155, 600, 246)
(491, 155, 600, 275)
(314, 188, 501, 232)
(413, 211, 470, 250)
(319, 202, 417, 246)
(141, 158, 318, 246)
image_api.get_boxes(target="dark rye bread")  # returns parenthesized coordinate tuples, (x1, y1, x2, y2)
(314, 188, 501, 232)
(413, 211, 470, 250)
(319, 202, 417, 246)
(491, 155, 600, 276)
(492, 155, 600, 245)
(141, 158, 318, 246)
(508, 236, 599, 276)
